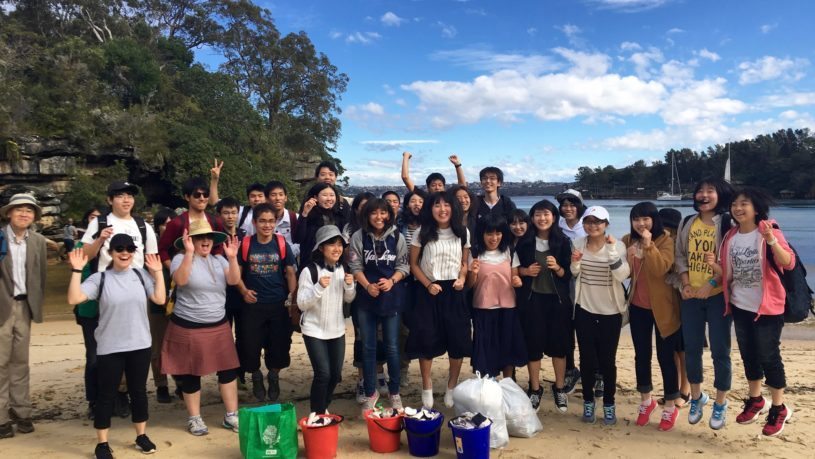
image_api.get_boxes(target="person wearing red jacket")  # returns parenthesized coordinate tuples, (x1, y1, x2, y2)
(707, 187, 795, 437)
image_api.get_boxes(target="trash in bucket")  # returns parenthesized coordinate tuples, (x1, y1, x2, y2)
(364, 408, 403, 453)
(404, 408, 444, 457)
(449, 413, 491, 459)
(299, 413, 344, 459)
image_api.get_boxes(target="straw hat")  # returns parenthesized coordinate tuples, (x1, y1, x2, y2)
(1, 193, 42, 220)
(174, 219, 228, 250)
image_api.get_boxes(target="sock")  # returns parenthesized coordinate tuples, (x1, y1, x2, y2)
(226, 411, 237, 417)
(665, 406, 676, 413)
(641, 397, 653, 406)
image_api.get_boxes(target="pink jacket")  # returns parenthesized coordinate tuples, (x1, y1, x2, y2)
(720, 220, 795, 319)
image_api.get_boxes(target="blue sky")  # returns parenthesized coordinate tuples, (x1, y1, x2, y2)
(198, 0, 815, 186)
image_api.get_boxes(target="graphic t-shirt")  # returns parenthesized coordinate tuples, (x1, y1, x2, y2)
(82, 214, 158, 272)
(687, 218, 722, 295)
(729, 229, 763, 313)
(240, 235, 295, 304)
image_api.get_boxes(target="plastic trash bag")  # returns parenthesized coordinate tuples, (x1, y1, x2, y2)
(499, 378, 543, 438)
(452, 372, 508, 448)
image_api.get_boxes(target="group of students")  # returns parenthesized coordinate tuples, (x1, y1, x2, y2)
(46, 155, 795, 459)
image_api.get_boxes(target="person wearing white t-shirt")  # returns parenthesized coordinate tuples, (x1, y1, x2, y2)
(81, 181, 158, 272)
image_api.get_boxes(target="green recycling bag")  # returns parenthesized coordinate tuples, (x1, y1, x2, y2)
(239, 403, 299, 459)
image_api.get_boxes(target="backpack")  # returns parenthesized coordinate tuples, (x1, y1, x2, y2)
(91, 213, 148, 272)
(0, 230, 6, 262)
(765, 227, 814, 323)
(680, 212, 732, 237)
(240, 234, 286, 265)
(238, 206, 252, 230)
(97, 268, 146, 301)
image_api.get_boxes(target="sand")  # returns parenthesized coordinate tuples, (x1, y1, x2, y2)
(3, 318, 814, 458)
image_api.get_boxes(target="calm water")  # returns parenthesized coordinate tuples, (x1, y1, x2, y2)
(511, 196, 815, 288)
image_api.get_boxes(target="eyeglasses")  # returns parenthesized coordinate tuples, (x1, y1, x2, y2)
(113, 245, 137, 253)
(191, 191, 210, 199)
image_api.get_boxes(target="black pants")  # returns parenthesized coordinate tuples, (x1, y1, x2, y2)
(176, 369, 239, 394)
(629, 305, 681, 400)
(239, 302, 292, 372)
(304, 335, 346, 414)
(732, 306, 786, 389)
(77, 315, 99, 402)
(575, 306, 621, 405)
(95, 347, 151, 429)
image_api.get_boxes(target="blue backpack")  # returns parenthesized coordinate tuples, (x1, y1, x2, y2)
(0, 230, 6, 262)
(766, 227, 814, 323)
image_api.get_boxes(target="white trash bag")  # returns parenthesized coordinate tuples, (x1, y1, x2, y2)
(499, 378, 543, 438)
(452, 372, 508, 448)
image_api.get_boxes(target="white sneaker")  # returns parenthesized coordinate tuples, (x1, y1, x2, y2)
(361, 391, 380, 415)
(390, 394, 404, 413)
(444, 388, 455, 408)
(421, 389, 434, 409)
(377, 373, 390, 397)
(222, 412, 239, 432)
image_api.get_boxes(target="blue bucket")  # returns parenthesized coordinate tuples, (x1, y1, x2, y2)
(449, 417, 491, 459)
(403, 410, 444, 457)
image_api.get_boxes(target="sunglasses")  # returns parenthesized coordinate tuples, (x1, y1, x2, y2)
(191, 191, 210, 199)
(113, 245, 137, 253)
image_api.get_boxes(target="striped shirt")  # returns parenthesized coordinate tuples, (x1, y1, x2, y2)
(573, 239, 630, 315)
(411, 227, 471, 282)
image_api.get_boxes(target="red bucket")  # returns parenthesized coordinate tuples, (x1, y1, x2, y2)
(298, 414, 344, 459)
(363, 409, 403, 453)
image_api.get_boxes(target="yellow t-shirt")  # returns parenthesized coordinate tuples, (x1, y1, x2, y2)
(687, 218, 723, 295)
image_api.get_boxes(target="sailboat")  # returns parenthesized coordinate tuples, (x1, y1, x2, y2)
(724, 143, 731, 183)
(656, 151, 682, 201)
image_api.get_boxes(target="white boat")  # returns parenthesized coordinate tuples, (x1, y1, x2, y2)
(724, 143, 731, 183)
(656, 151, 682, 200)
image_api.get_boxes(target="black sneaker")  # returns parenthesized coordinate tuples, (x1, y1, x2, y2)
(0, 421, 13, 439)
(156, 386, 172, 404)
(593, 375, 604, 399)
(267, 372, 280, 402)
(251, 371, 266, 402)
(527, 385, 544, 412)
(95, 442, 114, 459)
(115, 391, 131, 418)
(15, 418, 34, 434)
(135, 434, 157, 454)
(552, 384, 568, 413)
(563, 368, 580, 395)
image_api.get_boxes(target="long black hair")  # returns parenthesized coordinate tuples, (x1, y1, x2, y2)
(628, 202, 665, 241)
(305, 182, 342, 223)
(346, 191, 376, 235)
(692, 176, 735, 215)
(509, 208, 531, 245)
(400, 191, 424, 227)
(528, 199, 568, 248)
(360, 198, 395, 235)
(418, 191, 467, 247)
(472, 213, 511, 258)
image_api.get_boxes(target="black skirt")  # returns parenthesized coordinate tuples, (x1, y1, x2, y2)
(405, 280, 472, 359)
(471, 307, 527, 377)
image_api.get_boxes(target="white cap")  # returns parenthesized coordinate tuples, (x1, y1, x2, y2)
(583, 206, 610, 223)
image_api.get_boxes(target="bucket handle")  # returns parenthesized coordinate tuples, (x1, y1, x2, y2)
(404, 420, 443, 438)
(371, 418, 404, 434)
(306, 414, 344, 429)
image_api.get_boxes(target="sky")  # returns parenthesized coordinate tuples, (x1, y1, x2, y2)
(197, 0, 815, 186)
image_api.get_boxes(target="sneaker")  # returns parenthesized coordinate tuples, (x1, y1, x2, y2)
(223, 412, 239, 432)
(115, 391, 131, 418)
(267, 372, 281, 402)
(251, 371, 266, 402)
(736, 397, 768, 424)
(421, 389, 434, 409)
(15, 418, 34, 434)
(528, 385, 544, 412)
(582, 401, 596, 424)
(658, 407, 679, 431)
(87, 402, 96, 420)
(400, 367, 410, 388)
(552, 384, 568, 413)
(563, 368, 580, 395)
(593, 375, 604, 399)
(688, 392, 709, 425)
(156, 386, 172, 404)
(709, 400, 728, 430)
(390, 394, 404, 413)
(762, 405, 792, 437)
(444, 388, 455, 408)
(603, 404, 617, 425)
(361, 391, 380, 414)
(0, 422, 13, 439)
(636, 398, 657, 426)
(188, 415, 209, 436)
(95, 442, 114, 459)
(135, 434, 157, 454)
(356, 379, 366, 404)
(377, 373, 390, 397)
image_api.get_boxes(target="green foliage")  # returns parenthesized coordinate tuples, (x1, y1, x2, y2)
(63, 160, 146, 219)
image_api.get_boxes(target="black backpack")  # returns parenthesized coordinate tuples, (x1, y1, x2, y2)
(90, 213, 148, 273)
(765, 227, 814, 323)
(97, 268, 146, 300)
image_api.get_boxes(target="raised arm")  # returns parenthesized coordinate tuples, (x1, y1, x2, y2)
(67, 249, 89, 305)
(449, 155, 466, 187)
(209, 159, 223, 206)
(144, 254, 166, 305)
(401, 151, 416, 192)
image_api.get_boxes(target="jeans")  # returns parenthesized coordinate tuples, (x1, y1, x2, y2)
(95, 347, 151, 430)
(303, 335, 346, 414)
(77, 315, 99, 402)
(575, 306, 621, 405)
(629, 305, 681, 400)
(357, 308, 401, 396)
(681, 294, 732, 391)
(732, 306, 786, 389)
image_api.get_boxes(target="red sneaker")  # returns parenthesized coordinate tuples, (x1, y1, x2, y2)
(658, 407, 679, 431)
(636, 398, 657, 426)
(736, 397, 768, 424)
(762, 405, 792, 437)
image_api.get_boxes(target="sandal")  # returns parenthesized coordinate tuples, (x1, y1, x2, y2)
(658, 393, 691, 408)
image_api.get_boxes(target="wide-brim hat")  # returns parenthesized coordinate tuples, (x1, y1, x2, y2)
(312, 225, 347, 253)
(174, 219, 228, 250)
(555, 188, 584, 205)
(1, 193, 42, 220)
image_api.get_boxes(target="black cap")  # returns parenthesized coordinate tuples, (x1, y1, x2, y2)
(109, 233, 136, 249)
(658, 208, 682, 229)
(107, 181, 140, 197)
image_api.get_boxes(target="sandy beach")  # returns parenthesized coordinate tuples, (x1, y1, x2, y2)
(1, 314, 813, 459)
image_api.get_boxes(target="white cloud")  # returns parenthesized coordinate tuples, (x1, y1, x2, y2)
(346, 102, 385, 120)
(629, 47, 664, 78)
(438, 22, 457, 38)
(620, 41, 642, 51)
(553, 48, 611, 77)
(527, 27, 538, 36)
(383, 84, 396, 96)
(660, 77, 746, 126)
(381, 12, 406, 27)
(556, 24, 585, 47)
(760, 23, 778, 34)
(329, 31, 343, 39)
(583, 114, 626, 125)
(659, 60, 694, 86)
(758, 91, 815, 108)
(344, 31, 382, 44)
(586, 0, 673, 12)
(361, 140, 439, 152)
(666, 27, 684, 34)
(697, 48, 721, 62)
(431, 48, 561, 75)
(738, 56, 809, 85)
